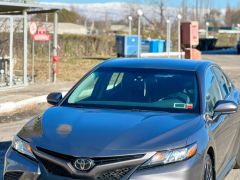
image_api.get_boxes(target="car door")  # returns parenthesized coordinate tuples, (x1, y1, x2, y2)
(212, 66, 240, 165)
(205, 67, 236, 175)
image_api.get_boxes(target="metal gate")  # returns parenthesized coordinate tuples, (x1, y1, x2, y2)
(0, 15, 24, 87)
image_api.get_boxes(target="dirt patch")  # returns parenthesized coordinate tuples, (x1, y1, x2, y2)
(0, 103, 50, 124)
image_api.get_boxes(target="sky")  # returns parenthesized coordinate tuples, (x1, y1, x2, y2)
(38, 0, 239, 9)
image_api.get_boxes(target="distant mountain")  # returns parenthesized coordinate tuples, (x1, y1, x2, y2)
(38, 1, 226, 24)
(38, 2, 136, 21)
(38, 2, 178, 21)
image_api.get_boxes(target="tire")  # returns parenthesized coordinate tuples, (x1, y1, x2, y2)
(234, 147, 240, 169)
(237, 47, 240, 54)
(204, 154, 214, 180)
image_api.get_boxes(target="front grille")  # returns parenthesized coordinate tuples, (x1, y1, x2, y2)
(4, 172, 23, 180)
(36, 147, 143, 179)
(97, 167, 134, 180)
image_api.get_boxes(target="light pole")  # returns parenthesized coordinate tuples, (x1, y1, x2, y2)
(166, 19, 171, 58)
(206, 22, 209, 38)
(177, 14, 182, 59)
(137, 9, 143, 58)
(237, 24, 240, 41)
(128, 16, 132, 35)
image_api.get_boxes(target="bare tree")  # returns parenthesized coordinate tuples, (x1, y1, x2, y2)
(181, 0, 188, 21)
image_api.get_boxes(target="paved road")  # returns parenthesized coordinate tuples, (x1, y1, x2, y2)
(0, 141, 11, 179)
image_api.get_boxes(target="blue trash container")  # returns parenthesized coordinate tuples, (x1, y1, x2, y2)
(149, 40, 166, 53)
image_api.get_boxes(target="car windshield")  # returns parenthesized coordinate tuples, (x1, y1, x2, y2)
(62, 67, 199, 113)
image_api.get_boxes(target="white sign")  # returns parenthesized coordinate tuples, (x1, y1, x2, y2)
(29, 22, 37, 35)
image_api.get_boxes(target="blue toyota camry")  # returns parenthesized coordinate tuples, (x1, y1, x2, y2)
(4, 58, 240, 180)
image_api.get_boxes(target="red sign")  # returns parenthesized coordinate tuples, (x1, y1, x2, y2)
(32, 27, 51, 41)
(37, 27, 46, 34)
(32, 34, 51, 41)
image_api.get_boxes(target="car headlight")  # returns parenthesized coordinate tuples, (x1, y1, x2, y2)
(142, 143, 197, 168)
(12, 136, 35, 159)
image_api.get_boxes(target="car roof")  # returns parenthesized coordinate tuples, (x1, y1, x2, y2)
(100, 58, 213, 72)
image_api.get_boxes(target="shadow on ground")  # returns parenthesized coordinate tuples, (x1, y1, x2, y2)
(202, 48, 239, 55)
(0, 141, 11, 179)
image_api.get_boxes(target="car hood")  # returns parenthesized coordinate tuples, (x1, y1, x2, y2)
(18, 106, 203, 157)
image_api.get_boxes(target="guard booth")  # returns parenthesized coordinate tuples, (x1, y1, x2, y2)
(181, 21, 201, 60)
(0, 1, 60, 88)
(116, 35, 141, 57)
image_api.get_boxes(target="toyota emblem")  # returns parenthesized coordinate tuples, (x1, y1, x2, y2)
(74, 158, 94, 171)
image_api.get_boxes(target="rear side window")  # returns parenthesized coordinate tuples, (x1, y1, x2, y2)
(212, 67, 230, 98)
(205, 68, 223, 112)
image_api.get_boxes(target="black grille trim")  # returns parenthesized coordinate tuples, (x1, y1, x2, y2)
(4, 172, 23, 180)
(36, 146, 145, 165)
(37, 157, 73, 178)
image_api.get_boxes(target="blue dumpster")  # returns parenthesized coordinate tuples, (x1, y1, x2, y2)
(116, 35, 141, 57)
(149, 40, 166, 53)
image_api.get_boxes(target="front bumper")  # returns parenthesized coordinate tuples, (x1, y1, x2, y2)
(4, 147, 204, 180)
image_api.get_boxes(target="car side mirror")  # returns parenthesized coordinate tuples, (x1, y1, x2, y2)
(47, 92, 62, 106)
(213, 100, 238, 115)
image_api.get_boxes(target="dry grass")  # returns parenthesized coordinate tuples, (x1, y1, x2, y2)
(14, 57, 105, 82)
(57, 58, 103, 81)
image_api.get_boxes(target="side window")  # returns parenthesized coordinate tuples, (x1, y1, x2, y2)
(68, 73, 99, 103)
(106, 73, 123, 90)
(212, 67, 230, 98)
(205, 68, 223, 112)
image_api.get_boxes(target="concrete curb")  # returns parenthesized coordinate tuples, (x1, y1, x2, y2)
(0, 92, 67, 114)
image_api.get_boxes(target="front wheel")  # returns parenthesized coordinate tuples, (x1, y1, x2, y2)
(204, 154, 214, 180)
(234, 148, 240, 169)
(237, 48, 240, 54)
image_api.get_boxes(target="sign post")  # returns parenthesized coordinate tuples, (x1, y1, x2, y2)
(31, 26, 51, 83)
(32, 40, 35, 83)
(29, 22, 37, 83)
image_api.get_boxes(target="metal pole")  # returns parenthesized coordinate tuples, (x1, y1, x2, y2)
(237, 24, 240, 41)
(206, 22, 209, 39)
(128, 16, 132, 35)
(169, 22, 171, 58)
(48, 40, 51, 82)
(23, 10, 28, 85)
(31, 40, 35, 83)
(137, 16, 141, 58)
(177, 15, 182, 59)
(129, 20, 132, 35)
(53, 11, 58, 83)
(9, 17, 13, 87)
(166, 20, 171, 58)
